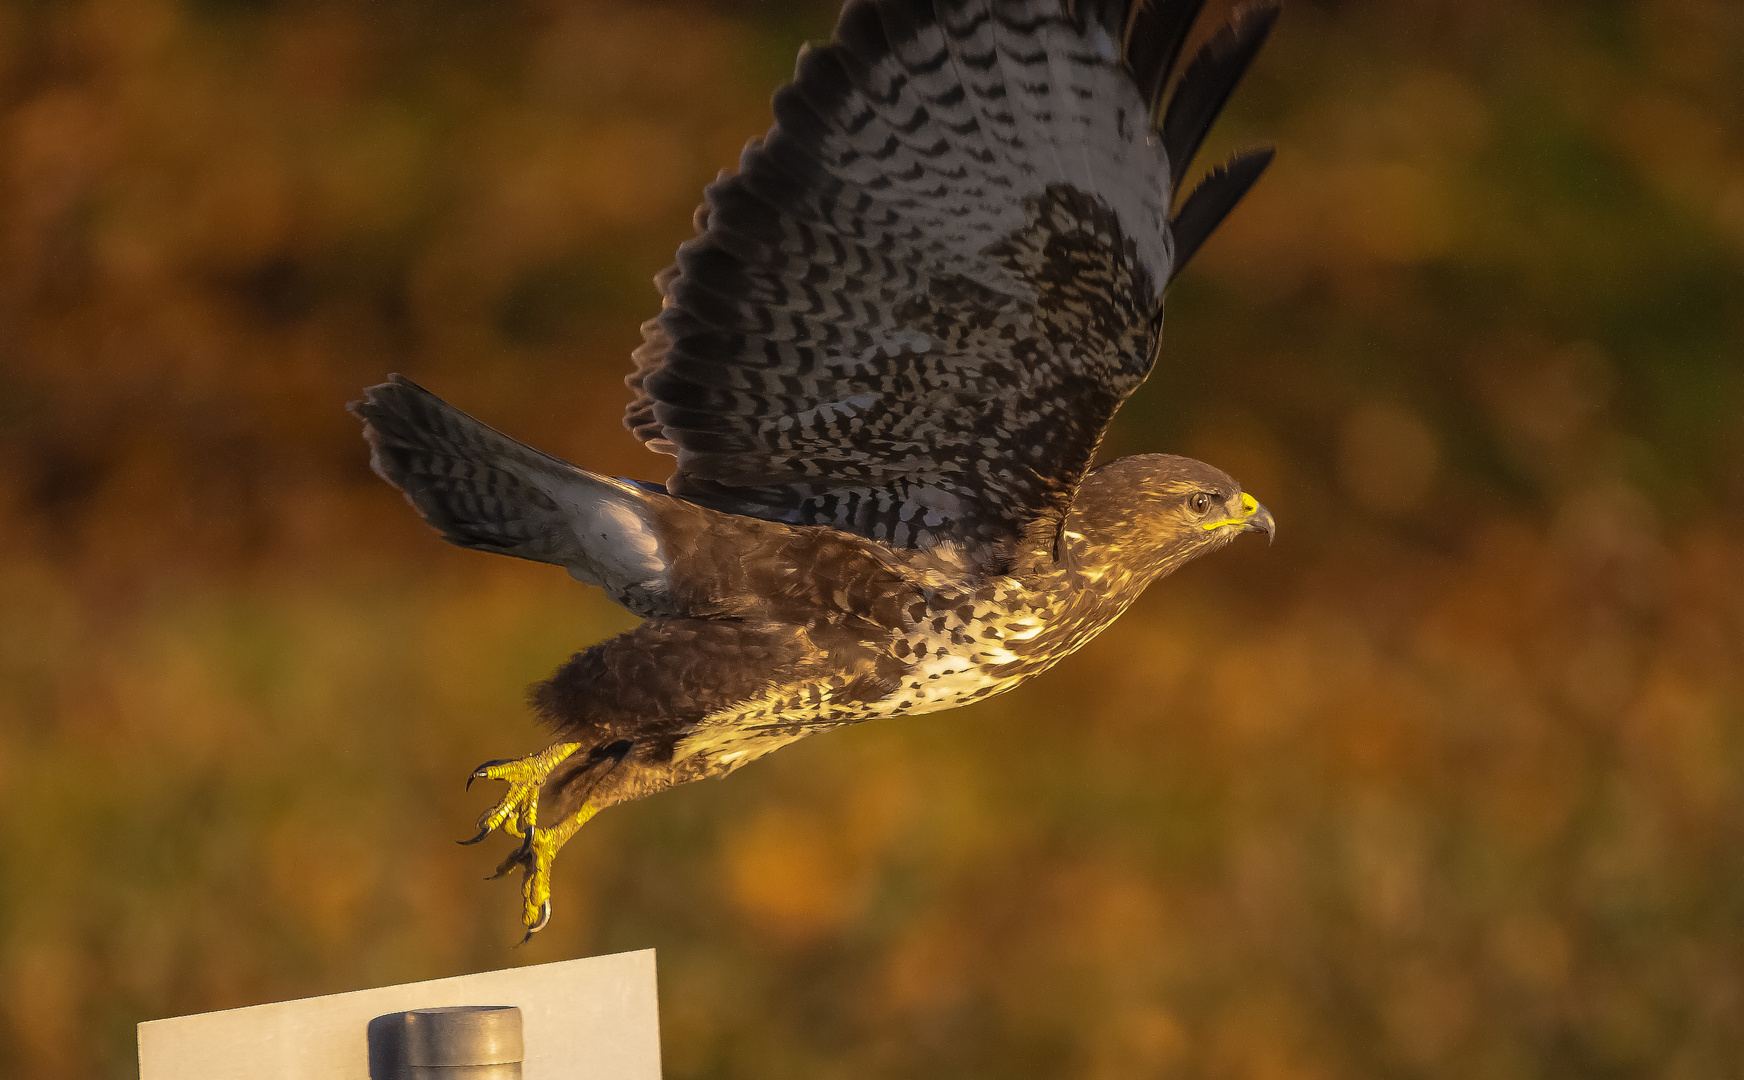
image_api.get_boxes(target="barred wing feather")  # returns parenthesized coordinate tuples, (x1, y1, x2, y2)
(625, 0, 1277, 560)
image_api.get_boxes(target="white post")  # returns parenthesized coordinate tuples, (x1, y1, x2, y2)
(137, 949, 662, 1080)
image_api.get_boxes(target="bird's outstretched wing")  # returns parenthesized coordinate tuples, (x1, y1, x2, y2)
(626, 0, 1277, 560)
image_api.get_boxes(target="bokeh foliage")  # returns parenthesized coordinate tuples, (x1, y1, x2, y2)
(1, 0, 1741, 1076)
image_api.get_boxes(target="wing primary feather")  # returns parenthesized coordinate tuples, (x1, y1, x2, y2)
(1167, 145, 1273, 281)
(1123, 0, 1206, 119)
(874, 0, 943, 47)
(1159, 0, 1279, 196)
(1087, 0, 1138, 39)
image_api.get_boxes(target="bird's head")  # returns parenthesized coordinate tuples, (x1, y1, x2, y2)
(1063, 454, 1275, 574)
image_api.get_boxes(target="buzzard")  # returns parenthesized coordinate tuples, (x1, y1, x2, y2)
(353, 0, 1278, 938)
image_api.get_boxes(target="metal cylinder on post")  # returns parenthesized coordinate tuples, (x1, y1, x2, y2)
(398, 1005, 524, 1079)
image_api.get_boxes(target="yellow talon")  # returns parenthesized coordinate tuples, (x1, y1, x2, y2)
(466, 742, 608, 938)
(518, 804, 600, 937)
(467, 742, 582, 841)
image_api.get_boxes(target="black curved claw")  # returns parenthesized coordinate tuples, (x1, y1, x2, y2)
(466, 759, 513, 791)
(514, 900, 553, 946)
(458, 825, 493, 846)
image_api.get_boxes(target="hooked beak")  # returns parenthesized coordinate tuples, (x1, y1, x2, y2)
(1200, 491, 1276, 544)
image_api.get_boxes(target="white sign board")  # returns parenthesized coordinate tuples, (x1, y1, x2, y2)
(138, 949, 661, 1080)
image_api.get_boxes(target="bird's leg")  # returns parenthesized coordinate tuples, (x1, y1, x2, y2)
(466, 739, 628, 941)
(503, 802, 599, 941)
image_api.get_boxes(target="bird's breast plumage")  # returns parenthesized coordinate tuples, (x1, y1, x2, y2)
(671, 558, 1148, 777)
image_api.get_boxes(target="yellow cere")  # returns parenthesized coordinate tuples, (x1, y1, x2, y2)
(1201, 492, 1261, 531)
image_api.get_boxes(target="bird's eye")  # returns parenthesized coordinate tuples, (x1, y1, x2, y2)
(1188, 492, 1212, 516)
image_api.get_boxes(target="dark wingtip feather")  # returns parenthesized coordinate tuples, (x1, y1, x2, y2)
(1123, 0, 1207, 116)
(1159, 0, 1280, 195)
(873, 0, 939, 45)
(834, 0, 893, 64)
(1069, 0, 1134, 37)
(1168, 145, 1273, 282)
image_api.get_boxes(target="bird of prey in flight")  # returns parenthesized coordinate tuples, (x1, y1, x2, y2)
(353, 0, 1279, 939)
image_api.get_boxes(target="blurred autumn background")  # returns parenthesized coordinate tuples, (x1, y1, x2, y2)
(2, 0, 1742, 1075)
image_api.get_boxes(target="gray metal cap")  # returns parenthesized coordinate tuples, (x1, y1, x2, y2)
(402, 1006, 524, 1066)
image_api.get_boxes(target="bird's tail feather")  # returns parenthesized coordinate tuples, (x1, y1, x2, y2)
(349, 377, 669, 608)
(350, 375, 595, 566)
